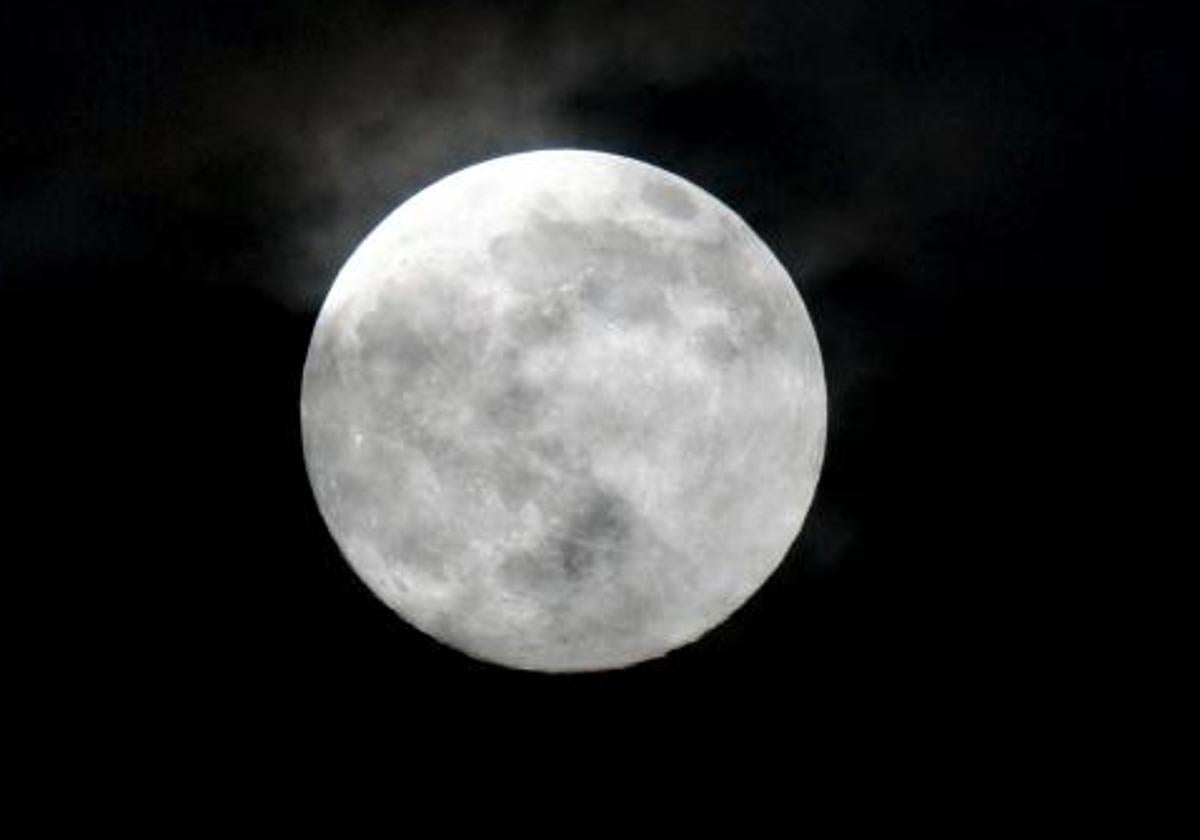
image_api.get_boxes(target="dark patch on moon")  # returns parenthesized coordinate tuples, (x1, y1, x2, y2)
(498, 487, 637, 597)
(694, 322, 744, 365)
(640, 178, 698, 220)
(506, 293, 577, 346)
(490, 212, 679, 329)
(478, 376, 546, 429)
(377, 517, 454, 579)
(558, 490, 634, 579)
(353, 286, 449, 397)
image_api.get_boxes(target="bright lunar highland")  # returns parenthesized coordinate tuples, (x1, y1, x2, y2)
(301, 150, 826, 671)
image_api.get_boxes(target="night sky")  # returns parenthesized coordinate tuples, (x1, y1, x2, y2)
(4, 0, 1190, 777)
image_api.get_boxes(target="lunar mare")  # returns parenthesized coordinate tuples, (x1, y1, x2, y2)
(301, 149, 826, 671)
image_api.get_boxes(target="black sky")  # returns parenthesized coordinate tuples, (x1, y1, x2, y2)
(3, 0, 1190, 782)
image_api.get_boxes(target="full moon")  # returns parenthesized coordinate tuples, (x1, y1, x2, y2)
(300, 150, 826, 672)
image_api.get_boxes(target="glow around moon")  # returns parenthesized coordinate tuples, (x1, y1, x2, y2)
(300, 150, 826, 672)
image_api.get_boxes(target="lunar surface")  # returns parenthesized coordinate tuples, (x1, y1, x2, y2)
(300, 149, 826, 671)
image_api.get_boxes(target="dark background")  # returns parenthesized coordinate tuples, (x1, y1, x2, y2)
(3, 0, 1189, 780)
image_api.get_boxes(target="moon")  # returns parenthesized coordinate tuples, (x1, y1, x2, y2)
(300, 149, 826, 672)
